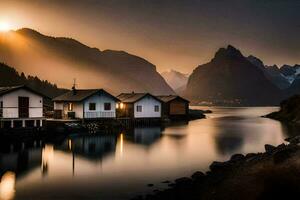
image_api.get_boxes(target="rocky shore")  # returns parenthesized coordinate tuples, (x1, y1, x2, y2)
(132, 136, 300, 200)
(265, 95, 300, 123)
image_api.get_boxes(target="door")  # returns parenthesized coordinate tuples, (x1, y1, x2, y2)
(19, 97, 29, 118)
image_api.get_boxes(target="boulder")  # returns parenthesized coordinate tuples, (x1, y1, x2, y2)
(174, 177, 192, 185)
(265, 144, 276, 153)
(209, 161, 231, 172)
(230, 154, 245, 162)
(191, 171, 205, 180)
(273, 146, 297, 164)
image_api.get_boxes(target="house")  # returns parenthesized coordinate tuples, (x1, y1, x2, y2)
(53, 88, 119, 119)
(117, 93, 163, 119)
(157, 95, 189, 119)
(0, 85, 46, 128)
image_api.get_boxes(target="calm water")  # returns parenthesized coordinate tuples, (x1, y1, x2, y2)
(0, 107, 299, 200)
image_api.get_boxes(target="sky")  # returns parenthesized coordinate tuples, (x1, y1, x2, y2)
(0, 0, 299, 74)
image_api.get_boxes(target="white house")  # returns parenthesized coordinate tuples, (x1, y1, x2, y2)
(53, 88, 119, 119)
(117, 93, 163, 119)
(0, 85, 45, 128)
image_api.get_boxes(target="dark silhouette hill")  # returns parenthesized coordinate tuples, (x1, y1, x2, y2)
(0, 28, 174, 95)
(0, 62, 66, 98)
(185, 45, 283, 106)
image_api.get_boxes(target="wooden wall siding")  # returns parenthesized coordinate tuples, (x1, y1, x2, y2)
(170, 101, 186, 115)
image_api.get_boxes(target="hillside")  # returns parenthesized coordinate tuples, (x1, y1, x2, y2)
(247, 55, 290, 90)
(266, 95, 300, 123)
(0, 62, 66, 98)
(184, 45, 283, 106)
(0, 28, 174, 95)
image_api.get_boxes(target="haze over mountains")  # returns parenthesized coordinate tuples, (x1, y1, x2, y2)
(161, 70, 188, 92)
(0, 28, 299, 106)
(0, 28, 174, 95)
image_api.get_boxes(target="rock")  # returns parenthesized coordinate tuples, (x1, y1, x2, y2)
(161, 180, 170, 184)
(277, 143, 286, 150)
(174, 177, 193, 189)
(273, 146, 297, 164)
(286, 136, 300, 144)
(174, 177, 192, 185)
(265, 144, 276, 153)
(245, 153, 256, 159)
(209, 161, 231, 172)
(147, 184, 154, 187)
(230, 154, 244, 161)
(191, 171, 205, 180)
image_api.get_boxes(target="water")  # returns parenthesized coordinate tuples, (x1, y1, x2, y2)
(0, 107, 299, 200)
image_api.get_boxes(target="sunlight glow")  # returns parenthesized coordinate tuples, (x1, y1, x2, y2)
(0, 22, 11, 32)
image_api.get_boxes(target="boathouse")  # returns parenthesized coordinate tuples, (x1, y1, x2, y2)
(53, 88, 119, 119)
(117, 93, 163, 119)
(0, 85, 46, 129)
(157, 95, 189, 119)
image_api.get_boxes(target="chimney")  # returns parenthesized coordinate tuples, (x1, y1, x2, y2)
(72, 79, 77, 95)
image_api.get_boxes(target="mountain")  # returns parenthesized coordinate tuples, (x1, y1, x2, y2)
(184, 45, 283, 106)
(161, 70, 188, 92)
(0, 28, 174, 95)
(247, 55, 290, 89)
(279, 64, 300, 83)
(0, 62, 66, 98)
(286, 75, 300, 96)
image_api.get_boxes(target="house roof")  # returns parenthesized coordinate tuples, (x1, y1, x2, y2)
(0, 85, 49, 98)
(156, 95, 190, 103)
(53, 89, 119, 102)
(117, 93, 163, 103)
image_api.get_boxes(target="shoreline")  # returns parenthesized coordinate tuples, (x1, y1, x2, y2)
(132, 135, 300, 200)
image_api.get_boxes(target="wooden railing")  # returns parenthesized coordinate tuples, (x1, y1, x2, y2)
(84, 111, 115, 118)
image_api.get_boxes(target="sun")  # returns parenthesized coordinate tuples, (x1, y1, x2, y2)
(0, 22, 11, 32)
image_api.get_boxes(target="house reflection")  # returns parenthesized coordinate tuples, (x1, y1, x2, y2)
(125, 127, 162, 146)
(0, 142, 43, 178)
(0, 140, 43, 200)
(59, 135, 117, 161)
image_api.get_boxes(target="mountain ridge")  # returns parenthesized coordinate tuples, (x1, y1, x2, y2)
(0, 28, 174, 95)
(185, 45, 284, 106)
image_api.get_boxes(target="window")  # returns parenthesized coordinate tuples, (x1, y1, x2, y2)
(136, 105, 142, 112)
(154, 105, 159, 112)
(68, 103, 73, 111)
(104, 103, 111, 111)
(89, 103, 96, 111)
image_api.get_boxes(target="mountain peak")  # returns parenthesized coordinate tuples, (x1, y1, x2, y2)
(16, 28, 43, 37)
(214, 45, 244, 61)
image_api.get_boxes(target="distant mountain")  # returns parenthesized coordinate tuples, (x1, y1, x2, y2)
(0, 28, 174, 95)
(279, 64, 300, 83)
(286, 75, 300, 96)
(0, 62, 66, 98)
(247, 55, 291, 89)
(161, 70, 188, 92)
(185, 45, 283, 106)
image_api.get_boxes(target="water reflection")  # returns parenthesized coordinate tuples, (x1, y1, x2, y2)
(58, 135, 117, 161)
(124, 127, 162, 146)
(0, 171, 16, 200)
(0, 107, 299, 200)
